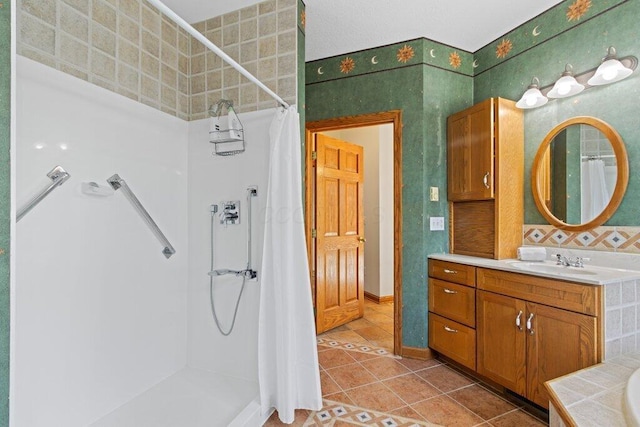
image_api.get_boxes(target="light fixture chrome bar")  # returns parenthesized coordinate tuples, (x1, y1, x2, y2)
(145, 0, 290, 109)
(107, 174, 176, 259)
(17, 165, 70, 222)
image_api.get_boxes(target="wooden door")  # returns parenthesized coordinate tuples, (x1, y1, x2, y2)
(447, 98, 495, 201)
(525, 302, 597, 408)
(476, 290, 527, 395)
(315, 134, 365, 334)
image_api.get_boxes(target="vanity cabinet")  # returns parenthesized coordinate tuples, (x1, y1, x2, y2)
(447, 98, 524, 259)
(476, 268, 599, 409)
(428, 260, 477, 370)
(427, 258, 602, 410)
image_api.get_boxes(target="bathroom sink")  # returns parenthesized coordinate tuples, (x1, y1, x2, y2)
(506, 261, 598, 276)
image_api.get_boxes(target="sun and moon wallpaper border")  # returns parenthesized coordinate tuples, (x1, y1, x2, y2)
(306, 0, 627, 84)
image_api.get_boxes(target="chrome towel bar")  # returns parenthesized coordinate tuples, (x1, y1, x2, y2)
(107, 174, 176, 259)
(17, 165, 70, 222)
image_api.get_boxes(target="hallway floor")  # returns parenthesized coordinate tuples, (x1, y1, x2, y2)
(316, 299, 395, 353)
(266, 301, 548, 426)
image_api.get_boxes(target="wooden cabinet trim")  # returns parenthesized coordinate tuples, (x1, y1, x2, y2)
(477, 268, 601, 316)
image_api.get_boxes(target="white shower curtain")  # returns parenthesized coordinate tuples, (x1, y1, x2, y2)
(581, 159, 610, 223)
(258, 106, 322, 423)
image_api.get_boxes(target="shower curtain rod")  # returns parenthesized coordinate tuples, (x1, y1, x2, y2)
(146, 0, 290, 109)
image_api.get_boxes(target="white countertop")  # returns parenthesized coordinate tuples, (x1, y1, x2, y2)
(428, 253, 640, 285)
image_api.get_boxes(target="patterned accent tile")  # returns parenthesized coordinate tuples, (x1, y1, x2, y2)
(310, 399, 438, 426)
(523, 225, 640, 254)
(317, 337, 398, 358)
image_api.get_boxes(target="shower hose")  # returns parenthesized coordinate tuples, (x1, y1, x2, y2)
(208, 191, 253, 336)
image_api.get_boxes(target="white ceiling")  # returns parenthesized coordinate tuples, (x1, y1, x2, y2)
(159, 0, 565, 61)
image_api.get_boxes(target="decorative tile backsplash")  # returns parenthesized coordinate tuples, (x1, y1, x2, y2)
(17, 0, 299, 120)
(523, 224, 640, 254)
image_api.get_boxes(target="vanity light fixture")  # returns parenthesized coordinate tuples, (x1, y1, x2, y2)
(515, 77, 548, 109)
(515, 46, 637, 109)
(547, 64, 585, 98)
(588, 46, 634, 86)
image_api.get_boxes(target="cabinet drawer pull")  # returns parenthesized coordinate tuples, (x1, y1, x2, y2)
(443, 325, 458, 333)
(443, 288, 458, 294)
(443, 269, 458, 274)
(515, 310, 523, 331)
(483, 172, 490, 189)
(526, 313, 535, 335)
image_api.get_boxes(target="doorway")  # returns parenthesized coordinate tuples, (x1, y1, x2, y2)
(305, 111, 403, 355)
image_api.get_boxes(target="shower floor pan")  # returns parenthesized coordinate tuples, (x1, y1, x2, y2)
(90, 367, 259, 427)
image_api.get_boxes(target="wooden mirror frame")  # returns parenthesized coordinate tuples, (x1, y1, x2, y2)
(531, 116, 629, 232)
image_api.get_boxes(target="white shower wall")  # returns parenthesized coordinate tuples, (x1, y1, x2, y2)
(186, 109, 273, 382)
(15, 57, 189, 426)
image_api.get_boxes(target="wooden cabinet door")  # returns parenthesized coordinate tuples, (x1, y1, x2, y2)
(476, 290, 526, 395)
(525, 302, 598, 408)
(447, 98, 495, 201)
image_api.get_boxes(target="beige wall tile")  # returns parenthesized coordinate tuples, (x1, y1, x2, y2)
(92, 0, 116, 32)
(191, 36, 205, 55)
(259, 0, 277, 15)
(62, 0, 88, 15)
(142, 5, 160, 34)
(205, 16, 221, 31)
(191, 74, 206, 94)
(141, 75, 160, 101)
(205, 30, 222, 47)
(191, 93, 207, 116)
(223, 67, 240, 88)
(59, 33, 88, 69)
(277, 53, 296, 75)
(277, 75, 296, 99)
(240, 40, 257, 63)
(178, 31, 190, 56)
(161, 42, 177, 68)
(18, 46, 56, 67)
(223, 24, 239, 47)
(223, 11, 240, 25)
(258, 13, 277, 37)
(258, 35, 277, 58)
(278, 7, 296, 32)
(91, 49, 116, 81)
(240, 19, 257, 42)
(178, 73, 189, 95)
(119, 39, 140, 68)
(278, 0, 296, 8)
(277, 30, 295, 55)
(118, 62, 140, 93)
(161, 64, 177, 87)
(20, 13, 56, 55)
(206, 52, 222, 70)
(191, 54, 205, 75)
(22, 0, 57, 26)
(161, 85, 177, 110)
(161, 20, 177, 46)
(207, 71, 222, 92)
(240, 83, 258, 106)
(258, 57, 276, 80)
(240, 5, 258, 20)
(92, 24, 117, 56)
(91, 76, 116, 92)
(178, 54, 189, 75)
(141, 30, 160, 57)
(60, 4, 88, 42)
(60, 63, 88, 80)
(141, 51, 160, 78)
(119, 15, 140, 45)
(120, 0, 140, 22)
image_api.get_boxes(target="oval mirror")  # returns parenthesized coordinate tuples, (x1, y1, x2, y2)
(532, 117, 629, 232)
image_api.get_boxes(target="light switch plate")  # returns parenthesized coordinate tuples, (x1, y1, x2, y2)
(429, 186, 439, 201)
(430, 217, 445, 231)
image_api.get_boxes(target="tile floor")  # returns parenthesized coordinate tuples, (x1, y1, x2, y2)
(317, 299, 395, 353)
(266, 301, 549, 426)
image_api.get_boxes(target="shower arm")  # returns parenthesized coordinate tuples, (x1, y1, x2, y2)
(107, 174, 176, 259)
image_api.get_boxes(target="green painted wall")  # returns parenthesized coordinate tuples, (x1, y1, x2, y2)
(473, 0, 640, 226)
(0, 0, 10, 424)
(306, 40, 473, 348)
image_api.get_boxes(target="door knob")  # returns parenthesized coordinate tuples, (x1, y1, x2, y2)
(358, 236, 366, 242)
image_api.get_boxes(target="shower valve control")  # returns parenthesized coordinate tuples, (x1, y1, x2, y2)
(220, 200, 241, 225)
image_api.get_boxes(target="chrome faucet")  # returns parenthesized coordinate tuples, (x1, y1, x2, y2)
(556, 254, 584, 268)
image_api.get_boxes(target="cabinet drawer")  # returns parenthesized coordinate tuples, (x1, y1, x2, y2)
(429, 279, 475, 327)
(477, 268, 601, 316)
(429, 313, 476, 370)
(429, 260, 476, 286)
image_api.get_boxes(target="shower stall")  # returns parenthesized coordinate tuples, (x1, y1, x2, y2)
(11, 0, 317, 425)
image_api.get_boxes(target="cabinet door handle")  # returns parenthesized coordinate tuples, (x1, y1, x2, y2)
(515, 310, 523, 331)
(443, 269, 458, 274)
(443, 325, 458, 333)
(526, 313, 535, 335)
(443, 288, 457, 294)
(483, 172, 490, 189)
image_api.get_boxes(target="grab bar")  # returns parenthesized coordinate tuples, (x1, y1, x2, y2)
(107, 174, 176, 259)
(17, 165, 71, 222)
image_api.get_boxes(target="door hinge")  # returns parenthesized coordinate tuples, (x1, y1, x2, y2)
(311, 229, 317, 238)
(311, 151, 317, 160)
